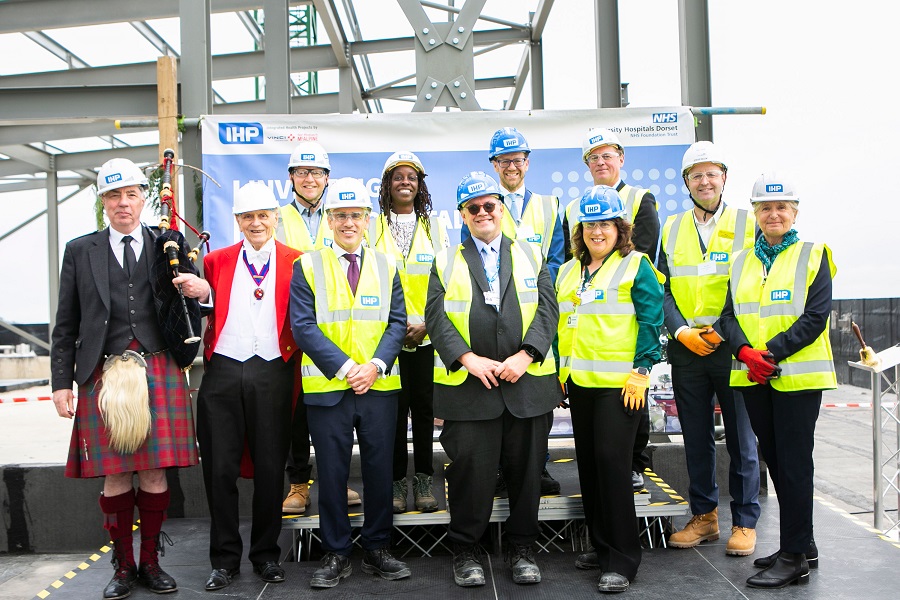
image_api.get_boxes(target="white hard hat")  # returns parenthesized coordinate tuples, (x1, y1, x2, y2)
(383, 151, 425, 176)
(288, 141, 330, 171)
(751, 172, 799, 203)
(582, 128, 623, 161)
(97, 158, 149, 195)
(232, 181, 280, 214)
(681, 141, 727, 176)
(323, 177, 372, 211)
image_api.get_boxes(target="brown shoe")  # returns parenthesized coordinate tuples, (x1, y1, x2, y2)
(726, 526, 756, 556)
(282, 483, 311, 514)
(347, 487, 362, 506)
(669, 508, 719, 548)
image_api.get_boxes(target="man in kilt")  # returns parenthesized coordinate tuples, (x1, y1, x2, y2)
(51, 158, 209, 600)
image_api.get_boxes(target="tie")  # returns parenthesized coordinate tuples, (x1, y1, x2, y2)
(481, 247, 498, 287)
(345, 253, 360, 295)
(122, 235, 136, 278)
(507, 193, 520, 224)
(246, 249, 270, 269)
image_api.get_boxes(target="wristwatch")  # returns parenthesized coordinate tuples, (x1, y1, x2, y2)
(371, 362, 384, 376)
(521, 345, 539, 360)
(635, 367, 650, 376)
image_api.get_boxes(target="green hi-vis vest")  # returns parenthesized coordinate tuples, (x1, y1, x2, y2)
(729, 241, 837, 391)
(298, 247, 400, 394)
(501, 192, 559, 260)
(565, 184, 652, 233)
(279, 202, 333, 251)
(368, 214, 447, 339)
(556, 251, 664, 388)
(433, 240, 557, 386)
(661, 205, 755, 328)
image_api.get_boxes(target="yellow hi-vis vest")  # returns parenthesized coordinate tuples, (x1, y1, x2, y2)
(298, 247, 400, 394)
(433, 240, 557, 386)
(729, 241, 837, 391)
(279, 202, 333, 251)
(556, 251, 665, 388)
(501, 192, 559, 261)
(662, 206, 755, 328)
(565, 184, 652, 232)
(368, 214, 448, 340)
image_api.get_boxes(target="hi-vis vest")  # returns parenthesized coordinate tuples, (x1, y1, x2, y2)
(368, 214, 448, 338)
(565, 184, 652, 232)
(433, 240, 557, 386)
(279, 202, 332, 251)
(729, 241, 837, 391)
(298, 247, 400, 394)
(662, 206, 755, 328)
(556, 251, 665, 387)
(501, 191, 559, 260)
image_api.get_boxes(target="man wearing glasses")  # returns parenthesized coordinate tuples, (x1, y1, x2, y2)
(659, 141, 761, 558)
(426, 172, 561, 588)
(290, 177, 410, 588)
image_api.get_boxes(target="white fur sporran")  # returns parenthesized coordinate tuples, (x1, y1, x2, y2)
(99, 350, 152, 454)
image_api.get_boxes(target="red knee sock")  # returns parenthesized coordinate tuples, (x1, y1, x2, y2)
(99, 490, 136, 568)
(136, 488, 170, 566)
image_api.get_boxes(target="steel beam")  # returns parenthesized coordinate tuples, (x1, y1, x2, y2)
(0, 122, 154, 147)
(312, 0, 366, 112)
(678, 0, 713, 140)
(595, 0, 622, 108)
(55, 146, 158, 172)
(264, 0, 292, 113)
(0, 145, 51, 171)
(367, 76, 515, 100)
(47, 165, 59, 335)
(22, 31, 90, 68)
(0, 177, 87, 193)
(131, 21, 178, 57)
(0, 86, 159, 121)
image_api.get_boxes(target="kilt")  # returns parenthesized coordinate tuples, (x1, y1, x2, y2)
(65, 349, 199, 478)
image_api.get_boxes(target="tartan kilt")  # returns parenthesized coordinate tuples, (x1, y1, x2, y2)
(65, 349, 199, 478)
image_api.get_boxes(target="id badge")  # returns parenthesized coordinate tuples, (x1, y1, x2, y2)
(484, 289, 500, 306)
(579, 289, 596, 304)
(567, 314, 578, 328)
(697, 261, 717, 276)
(518, 225, 535, 240)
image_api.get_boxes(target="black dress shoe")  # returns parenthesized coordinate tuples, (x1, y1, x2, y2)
(205, 567, 239, 591)
(361, 548, 411, 580)
(747, 551, 809, 588)
(253, 561, 285, 583)
(753, 538, 819, 570)
(138, 562, 177, 594)
(310, 552, 351, 588)
(540, 466, 561, 495)
(506, 543, 541, 584)
(597, 572, 629, 593)
(452, 545, 485, 587)
(103, 564, 137, 599)
(575, 548, 600, 570)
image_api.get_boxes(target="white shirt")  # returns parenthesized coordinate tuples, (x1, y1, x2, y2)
(108, 225, 144, 267)
(693, 200, 725, 250)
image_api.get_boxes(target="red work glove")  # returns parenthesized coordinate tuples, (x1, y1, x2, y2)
(737, 346, 777, 385)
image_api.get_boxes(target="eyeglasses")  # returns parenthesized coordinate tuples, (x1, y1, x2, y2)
(464, 202, 498, 215)
(583, 221, 615, 231)
(586, 152, 621, 164)
(329, 211, 367, 222)
(392, 174, 419, 183)
(495, 158, 526, 168)
(686, 170, 724, 182)
(291, 168, 327, 179)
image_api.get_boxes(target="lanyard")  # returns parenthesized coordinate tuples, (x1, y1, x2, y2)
(243, 250, 271, 300)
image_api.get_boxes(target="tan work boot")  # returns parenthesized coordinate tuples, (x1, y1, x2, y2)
(392, 478, 408, 513)
(726, 526, 756, 556)
(669, 508, 719, 548)
(282, 483, 311, 514)
(412, 473, 438, 512)
(347, 487, 362, 506)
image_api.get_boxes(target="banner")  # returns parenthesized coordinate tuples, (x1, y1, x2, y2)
(201, 108, 695, 249)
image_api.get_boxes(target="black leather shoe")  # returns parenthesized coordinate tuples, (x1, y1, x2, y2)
(575, 548, 600, 570)
(310, 553, 351, 588)
(204, 567, 239, 591)
(362, 548, 411, 580)
(747, 551, 809, 588)
(631, 471, 645, 490)
(506, 543, 541, 584)
(138, 562, 177, 594)
(753, 539, 819, 570)
(494, 468, 507, 498)
(540, 466, 561, 495)
(103, 564, 137, 599)
(253, 561, 285, 583)
(452, 545, 485, 587)
(597, 571, 629, 593)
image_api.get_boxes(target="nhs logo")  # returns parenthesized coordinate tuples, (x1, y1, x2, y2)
(652, 112, 678, 124)
(338, 191, 357, 201)
(360, 295, 380, 306)
(709, 252, 729, 262)
(524, 278, 537, 289)
(105, 173, 123, 184)
(218, 122, 263, 144)
(771, 290, 791, 301)
(766, 184, 784, 193)
(415, 253, 434, 263)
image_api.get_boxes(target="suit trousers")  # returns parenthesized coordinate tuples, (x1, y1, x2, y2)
(307, 390, 398, 555)
(393, 345, 435, 479)
(441, 408, 553, 547)
(742, 386, 820, 553)
(197, 354, 293, 568)
(569, 383, 642, 581)
(285, 395, 313, 485)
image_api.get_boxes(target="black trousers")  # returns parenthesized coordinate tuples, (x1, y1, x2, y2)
(197, 354, 293, 568)
(631, 402, 650, 473)
(569, 383, 642, 581)
(285, 393, 313, 485)
(393, 345, 435, 480)
(742, 385, 821, 554)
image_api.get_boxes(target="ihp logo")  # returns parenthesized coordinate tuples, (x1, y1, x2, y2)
(300, 153, 316, 161)
(709, 252, 729, 262)
(770, 290, 791, 301)
(588, 134, 606, 146)
(105, 173, 123, 184)
(338, 191, 357, 201)
(415, 253, 434, 263)
(766, 184, 784, 193)
(360, 295, 380, 306)
(524, 278, 537, 289)
(652, 112, 678, 124)
(595, 290, 605, 301)
(218, 122, 263, 144)
(526, 234, 542, 243)
(503, 138, 518, 148)
(467, 182, 486, 193)
(584, 203, 601, 214)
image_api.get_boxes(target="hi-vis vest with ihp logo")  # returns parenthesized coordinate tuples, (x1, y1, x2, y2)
(662, 205, 755, 328)
(279, 202, 333, 251)
(298, 247, 400, 394)
(501, 191, 559, 261)
(433, 240, 557, 386)
(729, 241, 837, 391)
(556, 251, 665, 388)
(368, 214, 448, 340)
(565, 184, 655, 233)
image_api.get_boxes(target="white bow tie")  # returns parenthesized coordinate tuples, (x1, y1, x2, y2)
(246, 249, 270, 265)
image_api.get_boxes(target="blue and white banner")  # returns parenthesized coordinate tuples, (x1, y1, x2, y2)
(200, 108, 695, 249)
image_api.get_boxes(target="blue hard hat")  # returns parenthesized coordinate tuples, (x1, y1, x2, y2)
(579, 185, 626, 222)
(457, 171, 502, 208)
(489, 127, 531, 160)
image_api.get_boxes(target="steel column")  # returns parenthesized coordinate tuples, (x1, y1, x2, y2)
(594, 0, 622, 108)
(678, 0, 713, 141)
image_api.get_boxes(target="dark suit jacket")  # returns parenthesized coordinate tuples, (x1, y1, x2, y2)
(425, 234, 562, 422)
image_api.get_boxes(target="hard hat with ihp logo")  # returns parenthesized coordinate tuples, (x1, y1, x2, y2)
(383, 151, 425, 176)
(489, 127, 531, 160)
(232, 181, 280, 215)
(97, 158, 149, 195)
(323, 177, 372, 211)
(456, 171, 502, 209)
(751, 173, 799, 203)
(579, 185, 627, 222)
(288, 141, 330, 171)
(581, 128, 623, 161)
(681, 141, 728, 176)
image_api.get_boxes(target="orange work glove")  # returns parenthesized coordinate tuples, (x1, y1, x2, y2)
(676, 327, 717, 356)
(621, 369, 650, 416)
(699, 327, 723, 345)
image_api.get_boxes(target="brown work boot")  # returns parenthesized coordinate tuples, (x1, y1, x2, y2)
(283, 483, 311, 514)
(347, 487, 362, 506)
(726, 526, 756, 556)
(669, 508, 719, 548)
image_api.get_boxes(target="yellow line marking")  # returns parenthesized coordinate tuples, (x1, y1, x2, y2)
(64, 572, 76, 579)
(554, 458, 574, 463)
(37, 591, 50, 599)
(78, 563, 90, 570)
(51, 580, 64, 589)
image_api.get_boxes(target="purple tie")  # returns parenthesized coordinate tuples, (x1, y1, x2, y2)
(345, 253, 359, 295)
